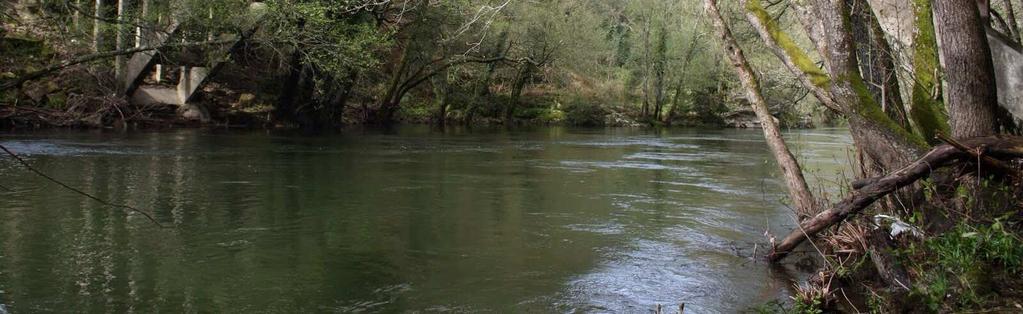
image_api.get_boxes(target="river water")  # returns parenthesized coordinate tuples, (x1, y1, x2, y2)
(0, 126, 853, 313)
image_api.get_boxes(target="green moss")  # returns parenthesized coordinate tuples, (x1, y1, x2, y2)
(848, 73, 929, 148)
(908, 0, 949, 143)
(745, 0, 830, 88)
(0, 36, 45, 56)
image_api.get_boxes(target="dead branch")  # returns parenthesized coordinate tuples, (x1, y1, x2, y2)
(768, 136, 1023, 262)
(0, 144, 165, 228)
(936, 133, 1018, 179)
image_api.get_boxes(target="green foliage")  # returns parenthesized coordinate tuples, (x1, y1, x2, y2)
(908, 218, 1023, 311)
(0, 36, 46, 57)
(747, 300, 788, 313)
(261, 1, 388, 77)
(0, 0, 831, 127)
(791, 297, 824, 314)
(514, 107, 565, 124)
(563, 99, 609, 127)
(691, 87, 728, 126)
(745, 298, 825, 314)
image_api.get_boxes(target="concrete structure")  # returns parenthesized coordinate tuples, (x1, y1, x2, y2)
(988, 29, 1023, 120)
(119, 2, 266, 123)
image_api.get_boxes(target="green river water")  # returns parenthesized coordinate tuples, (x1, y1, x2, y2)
(0, 126, 853, 313)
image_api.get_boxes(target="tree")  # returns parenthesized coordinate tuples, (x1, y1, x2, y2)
(704, 0, 817, 217)
(934, 0, 1001, 139)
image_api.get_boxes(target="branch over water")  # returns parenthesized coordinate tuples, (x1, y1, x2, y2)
(0, 144, 165, 228)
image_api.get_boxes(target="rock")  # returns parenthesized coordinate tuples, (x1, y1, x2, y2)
(723, 109, 780, 128)
(236, 93, 256, 107)
(179, 104, 210, 122)
(604, 111, 643, 127)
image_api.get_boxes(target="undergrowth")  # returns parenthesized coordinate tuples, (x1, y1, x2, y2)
(905, 216, 1023, 311)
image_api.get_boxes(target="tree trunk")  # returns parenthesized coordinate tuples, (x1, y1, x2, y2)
(849, 0, 909, 129)
(431, 68, 450, 125)
(114, 0, 127, 91)
(375, 40, 413, 125)
(641, 19, 652, 119)
(136, 0, 148, 48)
(319, 72, 357, 129)
(653, 24, 668, 121)
(664, 19, 704, 125)
(934, 0, 1000, 139)
(74, 0, 82, 31)
(276, 56, 302, 124)
(506, 62, 533, 123)
(744, 0, 927, 172)
(705, 0, 818, 217)
(93, 0, 103, 52)
(665, 80, 685, 126)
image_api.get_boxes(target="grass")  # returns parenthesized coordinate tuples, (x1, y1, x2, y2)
(906, 216, 1023, 311)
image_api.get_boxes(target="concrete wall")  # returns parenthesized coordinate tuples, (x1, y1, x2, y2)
(988, 30, 1023, 119)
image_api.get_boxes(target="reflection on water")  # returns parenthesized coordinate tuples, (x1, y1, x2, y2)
(0, 127, 852, 312)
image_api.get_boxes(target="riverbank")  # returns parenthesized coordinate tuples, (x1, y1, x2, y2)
(0, 96, 817, 131)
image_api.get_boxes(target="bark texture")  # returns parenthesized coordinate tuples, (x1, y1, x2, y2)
(934, 0, 1000, 139)
(93, 0, 103, 52)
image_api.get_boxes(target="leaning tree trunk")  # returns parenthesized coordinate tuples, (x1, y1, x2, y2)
(934, 0, 1000, 139)
(705, 0, 818, 217)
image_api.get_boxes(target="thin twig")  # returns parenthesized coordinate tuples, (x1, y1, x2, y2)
(0, 144, 165, 228)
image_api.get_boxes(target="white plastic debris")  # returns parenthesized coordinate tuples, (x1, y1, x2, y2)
(873, 214, 925, 238)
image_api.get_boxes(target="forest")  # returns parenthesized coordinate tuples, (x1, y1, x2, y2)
(1, 0, 824, 129)
(2, 0, 1023, 312)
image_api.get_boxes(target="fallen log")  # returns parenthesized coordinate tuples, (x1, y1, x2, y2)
(768, 136, 1023, 262)
(936, 133, 1018, 179)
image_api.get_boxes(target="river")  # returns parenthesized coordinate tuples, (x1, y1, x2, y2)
(0, 126, 854, 313)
